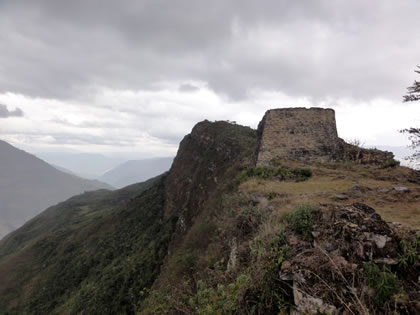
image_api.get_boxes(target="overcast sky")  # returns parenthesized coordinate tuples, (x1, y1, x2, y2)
(0, 0, 419, 158)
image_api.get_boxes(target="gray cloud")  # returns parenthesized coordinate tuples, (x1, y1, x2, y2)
(179, 84, 200, 93)
(0, 104, 24, 118)
(0, 0, 419, 102)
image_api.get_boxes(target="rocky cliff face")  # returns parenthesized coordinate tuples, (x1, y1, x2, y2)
(164, 120, 256, 235)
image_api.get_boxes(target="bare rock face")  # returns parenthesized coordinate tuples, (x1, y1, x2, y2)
(256, 107, 394, 166)
(163, 120, 256, 238)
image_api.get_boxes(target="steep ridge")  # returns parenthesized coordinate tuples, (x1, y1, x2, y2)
(0, 121, 257, 314)
(141, 113, 420, 314)
(0, 115, 419, 314)
(164, 120, 257, 232)
(0, 140, 112, 239)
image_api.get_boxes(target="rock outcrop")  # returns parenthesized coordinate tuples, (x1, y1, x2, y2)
(164, 120, 256, 236)
(281, 202, 420, 314)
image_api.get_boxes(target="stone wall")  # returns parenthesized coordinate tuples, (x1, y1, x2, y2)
(256, 108, 341, 166)
(256, 107, 394, 166)
(338, 140, 395, 165)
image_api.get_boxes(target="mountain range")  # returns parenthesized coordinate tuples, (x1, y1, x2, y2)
(99, 157, 174, 188)
(35, 152, 125, 179)
(36, 152, 175, 188)
(0, 140, 112, 239)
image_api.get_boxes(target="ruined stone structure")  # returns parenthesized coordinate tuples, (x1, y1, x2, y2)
(256, 108, 340, 165)
(256, 107, 394, 166)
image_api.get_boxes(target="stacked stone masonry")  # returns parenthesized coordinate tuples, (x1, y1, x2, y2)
(256, 107, 394, 166)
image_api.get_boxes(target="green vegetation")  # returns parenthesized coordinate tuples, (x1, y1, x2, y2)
(285, 204, 317, 240)
(187, 274, 251, 314)
(364, 262, 400, 306)
(398, 236, 420, 269)
(265, 191, 277, 200)
(0, 176, 178, 314)
(297, 167, 313, 178)
(245, 166, 312, 181)
(141, 190, 296, 314)
(380, 158, 400, 168)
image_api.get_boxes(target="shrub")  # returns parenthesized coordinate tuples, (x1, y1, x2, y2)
(398, 237, 420, 270)
(246, 167, 273, 179)
(187, 273, 251, 314)
(245, 167, 310, 181)
(364, 262, 400, 306)
(235, 205, 265, 239)
(273, 167, 293, 179)
(265, 192, 276, 200)
(250, 231, 289, 262)
(285, 204, 317, 241)
(381, 159, 400, 168)
(297, 168, 312, 179)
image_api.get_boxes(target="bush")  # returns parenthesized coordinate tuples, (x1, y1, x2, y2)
(297, 168, 312, 179)
(364, 262, 400, 306)
(187, 273, 251, 314)
(246, 167, 277, 179)
(265, 192, 276, 200)
(285, 204, 317, 240)
(273, 167, 293, 179)
(235, 205, 265, 239)
(245, 167, 311, 181)
(398, 237, 420, 270)
(381, 159, 400, 168)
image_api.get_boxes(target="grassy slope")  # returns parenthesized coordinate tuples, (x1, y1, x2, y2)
(0, 175, 177, 314)
(142, 160, 420, 314)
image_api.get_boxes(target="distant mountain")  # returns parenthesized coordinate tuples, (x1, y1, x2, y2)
(35, 152, 124, 179)
(50, 163, 78, 176)
(0, 140, 113, 239)
(99, 157, 174, 188)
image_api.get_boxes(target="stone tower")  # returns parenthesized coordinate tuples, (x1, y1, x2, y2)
(256, 107, 341, 166)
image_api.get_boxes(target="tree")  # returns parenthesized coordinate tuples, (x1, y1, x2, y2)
(403, 66, 420, 102)
(401, 66, 420, 163)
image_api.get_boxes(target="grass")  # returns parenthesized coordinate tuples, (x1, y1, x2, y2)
(240, 162, 420, 228)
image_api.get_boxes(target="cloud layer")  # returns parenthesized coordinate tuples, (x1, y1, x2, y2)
(1, 0, 419, 101)
(0, 104, 24, 118)
(0, 1, 419, 156)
